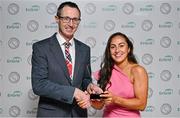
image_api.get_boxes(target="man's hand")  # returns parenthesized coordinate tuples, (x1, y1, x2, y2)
(74, 88, 90, 109)
(87, 83, 103, 94)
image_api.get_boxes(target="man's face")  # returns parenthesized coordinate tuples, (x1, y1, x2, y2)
(56, 6, 80, 41)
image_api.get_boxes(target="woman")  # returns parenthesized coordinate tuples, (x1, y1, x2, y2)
(91, 32, 148, 117)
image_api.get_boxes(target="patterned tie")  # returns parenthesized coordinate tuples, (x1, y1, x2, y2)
(64, 42, 72, 78)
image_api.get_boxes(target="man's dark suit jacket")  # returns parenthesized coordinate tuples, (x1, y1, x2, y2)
(31, 33, 92, 117)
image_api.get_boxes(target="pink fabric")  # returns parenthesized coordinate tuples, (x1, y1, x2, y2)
(93, 65, 140, 118)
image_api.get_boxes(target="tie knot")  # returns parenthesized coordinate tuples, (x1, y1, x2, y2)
(64, 42, 71, 48)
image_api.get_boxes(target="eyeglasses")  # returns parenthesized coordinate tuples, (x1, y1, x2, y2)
(59, 16, 81, 24)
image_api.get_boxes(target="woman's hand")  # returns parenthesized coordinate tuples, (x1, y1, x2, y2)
(100, 91, 117, 105)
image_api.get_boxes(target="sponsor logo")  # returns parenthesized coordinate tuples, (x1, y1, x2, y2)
(26, 5, 40, 12)
(148, 72, 155, 79)
(7, 56, 22, 63)
(83, 22, 97, 28)
(26, 39, 39, 46)
(45, 22, 57, 29)
(121, 21, 136, 28)
(141, 20, 153, 31)
(8, 72, 20, 84)
(102, 5, 117, 11)
(121, 22, 136, 28)
(148, 88, 153, 98)
(159, 89, 173, 95)
(7, 22, 21, 29)
(140, 4, 153, 11)
(28, 89, 38, 100)
(122, 3, 134, 15)
(140, 38, 154, 45)
(159, 21, 173, 28)
(160, 70, 172, 81)
(7, 90, 22, 97)
(160, 103, 172, 115)
(85, 3, 96, 15)
(159, 55, 173, 62)
(9, 105, 21, 117)
(46, 3, 57, 15)
(8, 37, 20, 49)
(26, 107, 37, 115)
(104, 20, 115, 31)
(8, 3, 19, 15)
(142, 53, 153, 65)
(160, 36, 171, 48)
(160, 3, 171, 14)
(27, 20, 39, 32)
(85, 37, 96, 48)
(144, 105, 155, 112)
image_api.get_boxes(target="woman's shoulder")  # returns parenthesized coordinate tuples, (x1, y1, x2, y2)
(130, 64, 147, 75)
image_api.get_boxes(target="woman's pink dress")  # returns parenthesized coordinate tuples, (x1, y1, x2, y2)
(93, 65, 140, 118)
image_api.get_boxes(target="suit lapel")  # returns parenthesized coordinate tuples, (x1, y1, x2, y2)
(49, 34, 72, 84)
(73, 39, 81, 83)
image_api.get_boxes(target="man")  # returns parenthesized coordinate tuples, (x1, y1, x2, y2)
(31, 1, 102, 117)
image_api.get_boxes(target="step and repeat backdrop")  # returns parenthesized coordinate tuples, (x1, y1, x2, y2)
(0, 0, 180, 117)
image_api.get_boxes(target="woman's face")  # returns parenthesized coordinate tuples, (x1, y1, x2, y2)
(110, 35, 130, 64)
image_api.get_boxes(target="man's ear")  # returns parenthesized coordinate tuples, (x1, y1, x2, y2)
(55, 16, 59, 23)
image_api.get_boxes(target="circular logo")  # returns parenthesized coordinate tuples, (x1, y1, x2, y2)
(160, 103, 172, 115)
(8, 37, 20, 49)
(27, 20, 39, 32)
(148, 88, 153, 98)
(160, 36, 171, 48)
(85, 3, 96, 15)
(27, 55, 32, 65)
(8, 3, 19, 15)
(28, 89, 38, 100)
(160, 3, 171, 14)
(142, 53, 153, 65)
(85, 37, 96, 48)
(8, 72, 20, 84)
(160, 70, 172, 81)
(46, 3, 57, 15)
(88, 107, 97, 116)
(141, 20, 153, 31)
(122, 3, 134, 15)
(91, 56, 99, 63)
(9, 105, 21, 117)
(104, 20, 115, 32)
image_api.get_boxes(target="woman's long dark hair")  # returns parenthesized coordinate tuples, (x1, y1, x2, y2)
(98, 32, 138, 91)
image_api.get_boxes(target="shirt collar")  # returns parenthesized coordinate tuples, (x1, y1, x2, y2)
(56, 32, 74, 46)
